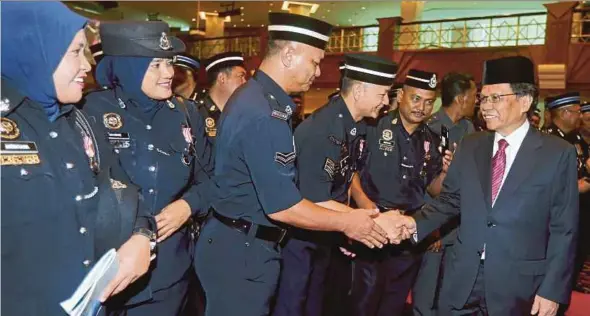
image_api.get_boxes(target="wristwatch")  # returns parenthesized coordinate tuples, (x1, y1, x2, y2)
(133, 227, 157, 260)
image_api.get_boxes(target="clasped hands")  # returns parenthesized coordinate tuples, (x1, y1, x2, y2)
(341, 208, 416, 251)
(372, 210, 417, 244)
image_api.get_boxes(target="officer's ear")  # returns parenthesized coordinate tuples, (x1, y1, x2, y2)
(352, 81, 364, 101)
(216, 71, 226, 85)
(396, 88, 405, 104)
(280, 42, 297, 69)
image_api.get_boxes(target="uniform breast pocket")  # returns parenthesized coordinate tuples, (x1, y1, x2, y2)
(1, 164, 59, 226)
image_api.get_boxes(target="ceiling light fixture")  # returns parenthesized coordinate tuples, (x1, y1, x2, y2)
(192, 18, 196, 22)
(281, 1, 320, 14)
(361, 7, 365, 10)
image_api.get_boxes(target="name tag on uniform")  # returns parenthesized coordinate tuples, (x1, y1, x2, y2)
(379, 139, 394, 152)
(107, 132, 131, 149)
(0, 141, 41, 165)
(271, 110, 289, 121)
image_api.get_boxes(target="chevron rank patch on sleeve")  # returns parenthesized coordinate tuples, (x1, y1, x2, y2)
(275, 151, 296, 166)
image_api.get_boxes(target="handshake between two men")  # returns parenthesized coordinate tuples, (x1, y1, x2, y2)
(339, 208, 418, 255)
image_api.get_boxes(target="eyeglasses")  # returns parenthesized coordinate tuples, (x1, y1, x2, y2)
(477, 93, 518, 105)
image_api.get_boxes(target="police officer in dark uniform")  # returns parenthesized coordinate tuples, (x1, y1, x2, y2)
(574, 101, 590, 293)
(543, 92, 584, 172)
(195, 52, 247, 144)
(194, 12, 388, 316)
(274, 54, 398, 316)
(413, 72, 477, 316)
(172, 53, 201, 100)
(348, 69, 453, 316)
(1, 3, 154, 315)
(81, 21, 213, 316)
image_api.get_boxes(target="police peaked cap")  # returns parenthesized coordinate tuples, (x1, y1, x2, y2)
(100, 21, 185, 57)
(582, 101, 590, 113)
(545, 92, 581, 110)
(404, 69, 438, 91)
(204, 52, 245, 73)
(174, 53, 200, 72)
(343, 54, 397, 86)
(482, 56, 535, 85)
(268, 12, 333, 50)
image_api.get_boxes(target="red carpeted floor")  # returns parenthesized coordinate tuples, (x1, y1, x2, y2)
(566, 291, 590, 316)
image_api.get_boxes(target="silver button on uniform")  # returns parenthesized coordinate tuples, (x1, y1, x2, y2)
(148, 144, 154, 151)
(148, 189, 155, 194)
(83, 259, 91, 267)
(49, 131, 58, 138)
(149, 166, 156, 172)
(79, 227, 87, 234)
(66, 162, 74, 169)
(146, 125, 152, 130)
(75, 195, 82, 201)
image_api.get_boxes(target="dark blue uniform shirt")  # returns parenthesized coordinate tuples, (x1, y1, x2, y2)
(544, 123, 586, 177)
(295, 95, 367, 204)
(82, 87, 213, 291)
(195, 91, 221, 146)
(360, 111, 442, 212)
(1, 81, 147, 315)
(211, 70, 302, 226)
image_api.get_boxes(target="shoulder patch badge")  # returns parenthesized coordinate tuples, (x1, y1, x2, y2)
(1, 117, 20, 140)
(205, 117, 216, 128)
(275, 151, 296, 166)
(103, 113, 123, 130)
(382, 129, 393, 141)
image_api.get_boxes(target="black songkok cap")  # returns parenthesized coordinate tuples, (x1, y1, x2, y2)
(482, 56, 535, 85)
(268, 12, 333, 50)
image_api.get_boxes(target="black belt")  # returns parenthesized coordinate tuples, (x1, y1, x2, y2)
(212, 211, 288, 246)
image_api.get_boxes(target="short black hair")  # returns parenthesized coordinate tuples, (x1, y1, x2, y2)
(441, 72, 475, 107)
(207, 66, 235, 86)
(510, 82, 538, 116)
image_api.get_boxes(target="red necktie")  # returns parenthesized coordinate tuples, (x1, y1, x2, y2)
(491, 139, 509, 204)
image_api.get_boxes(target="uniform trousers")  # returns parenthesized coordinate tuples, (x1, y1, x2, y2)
(195, 217, 281, 316)
(106, 273, 189, 316)
(348, 243, 422, 316)
(273, 232, 333, 316)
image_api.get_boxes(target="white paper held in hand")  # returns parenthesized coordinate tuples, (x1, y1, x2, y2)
(60, 248, 119, 316)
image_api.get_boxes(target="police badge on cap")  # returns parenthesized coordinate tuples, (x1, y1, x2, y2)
(342, 54, 398, 86)
(268, 12, 333, 50)
(404, 69, 438, 91)
(100, 21, 186, 57)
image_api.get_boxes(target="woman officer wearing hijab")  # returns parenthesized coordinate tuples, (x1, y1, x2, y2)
(1, 2, 153, 316)
(81, 21, 214, 315)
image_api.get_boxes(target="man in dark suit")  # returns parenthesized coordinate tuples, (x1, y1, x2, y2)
(396, 56, 579, 316)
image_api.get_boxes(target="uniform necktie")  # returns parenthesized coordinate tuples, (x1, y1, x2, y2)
(491, 139, 509, 204)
